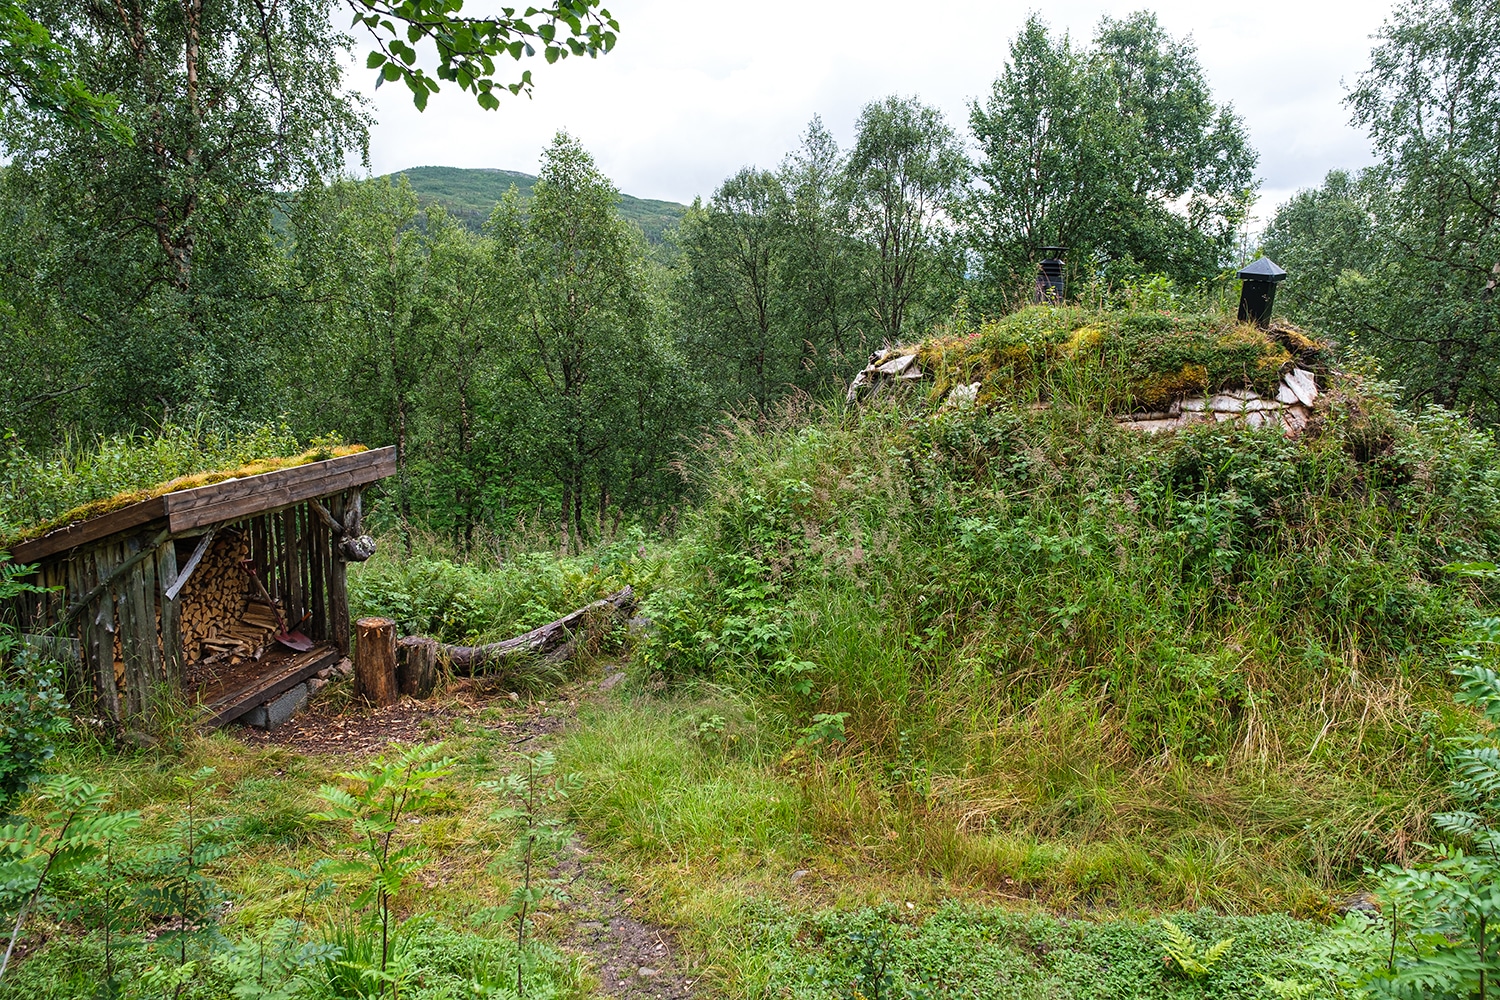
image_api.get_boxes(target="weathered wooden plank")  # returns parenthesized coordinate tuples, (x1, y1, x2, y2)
(63, 555, 87, 704)
(283, 507, 303, 622)
(86, 546, 120, 722)
(10, 497, 168, 564)
(200, 643, 339, 728)
(77, 549, 117, 722)
(118, 538, 147, 718)
(167, 448, 394, 516)
(62, 528, 171, 624)
(300, 505, 314, 628)
(164, 528, 213, 601)
(309, 509, 327, 642)
(139, 541, 161, 688)
(162, 448, 396, 532)
(327, 493, 350, 655)
(157, 538, 183, 687)
(168, 468, 391, 535)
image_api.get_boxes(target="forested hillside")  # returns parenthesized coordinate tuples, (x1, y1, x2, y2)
(390, 165, 689, 243)
(3, 0, 1500, 998)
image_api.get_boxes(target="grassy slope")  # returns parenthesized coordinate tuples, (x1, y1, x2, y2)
(568, 304, 1500, 918)
(9, 302, 1496, 998)
(388, 165, 689, 244)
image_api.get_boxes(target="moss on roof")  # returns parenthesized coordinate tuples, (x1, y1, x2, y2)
(913, 305, 1327, 412)
(5, 444, 369, 546)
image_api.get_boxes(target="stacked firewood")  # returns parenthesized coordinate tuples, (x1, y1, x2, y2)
(178, 532, 277, 666)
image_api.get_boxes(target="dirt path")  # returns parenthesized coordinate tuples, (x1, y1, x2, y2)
(237, 669, 699, 999)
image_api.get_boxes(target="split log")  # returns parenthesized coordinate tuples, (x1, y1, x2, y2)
(396, 636, 440, 698)
(354, 616, 398, 706)
(437, 586, 635, 674)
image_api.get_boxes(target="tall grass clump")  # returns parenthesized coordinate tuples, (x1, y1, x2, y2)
(630, 303, 1500, 909)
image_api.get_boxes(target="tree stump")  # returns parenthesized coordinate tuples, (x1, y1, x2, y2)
(354, 617, 398, 706)
(397, 636, 439, 699)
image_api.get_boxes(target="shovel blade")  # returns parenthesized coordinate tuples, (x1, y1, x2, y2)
(276, 629, 315, 652)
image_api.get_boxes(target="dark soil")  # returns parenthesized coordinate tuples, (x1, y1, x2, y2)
(558, 841, 698, 1000)
(231, 668, 697, 998)
(233, 676, 566, 755)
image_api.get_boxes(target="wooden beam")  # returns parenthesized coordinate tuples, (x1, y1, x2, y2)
(163, 448, 396, 532)
(10, 498, 167, 564)
(164, 528, 214, 601)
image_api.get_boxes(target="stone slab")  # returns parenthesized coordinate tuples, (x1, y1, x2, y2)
(1284, 368, 1318, 406)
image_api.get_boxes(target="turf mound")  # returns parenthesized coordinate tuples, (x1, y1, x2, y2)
(635, 303, 1500, 909)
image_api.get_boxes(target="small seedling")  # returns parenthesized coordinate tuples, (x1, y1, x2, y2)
(312, 743, 454, 997)
(799, 712, 849, 747)
(486, 751, 581, 997)
(0, 775, 140, 981)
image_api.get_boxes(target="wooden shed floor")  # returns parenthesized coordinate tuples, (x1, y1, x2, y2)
(193, 642, 341, 728)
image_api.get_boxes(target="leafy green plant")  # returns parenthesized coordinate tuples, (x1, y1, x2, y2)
(131, 766, 236, 988)
(486, 751, 580, 997)
(0, 561, 69, 815)
(312, 744, 455, 998)
(835, 922, 899, 1000)
(799, 712, 849, 748)
(1160, 918, 1234, 979)
(0, 775, 140, 981)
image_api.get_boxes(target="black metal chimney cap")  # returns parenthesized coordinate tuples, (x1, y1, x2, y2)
(1039, 246, 1067, 259)
(1237, 256, 1287, 283)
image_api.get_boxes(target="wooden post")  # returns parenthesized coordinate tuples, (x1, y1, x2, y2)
(156, 538, 183, 687)
(396, 636, 440, 699)
(328, 494, 351, 655)
(354, 616, 398, 706)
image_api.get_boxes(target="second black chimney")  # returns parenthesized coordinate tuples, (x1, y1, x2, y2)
(1035, 246, 1067, 303)
(1237, 257, 1287, 328)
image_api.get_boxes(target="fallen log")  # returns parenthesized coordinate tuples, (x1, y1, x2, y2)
(436, 586, 635, 674)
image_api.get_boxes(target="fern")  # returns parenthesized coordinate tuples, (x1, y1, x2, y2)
(1160, 918, 1234, 979)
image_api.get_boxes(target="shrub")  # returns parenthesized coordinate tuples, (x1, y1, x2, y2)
(0, 562, 70, 815)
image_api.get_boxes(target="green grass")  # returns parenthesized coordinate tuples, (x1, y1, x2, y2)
(0, 710, 591, 1000)
(389, 165, 688, 244)
(8, 300, 1493, 999)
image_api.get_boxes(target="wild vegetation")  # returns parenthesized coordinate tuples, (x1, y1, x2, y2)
(4, 0, 1500, 997)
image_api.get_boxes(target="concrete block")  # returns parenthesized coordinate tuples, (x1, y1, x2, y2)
(242, 682, 309, 730)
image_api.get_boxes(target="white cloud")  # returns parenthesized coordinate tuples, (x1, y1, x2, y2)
(358, 0, 1393, 223)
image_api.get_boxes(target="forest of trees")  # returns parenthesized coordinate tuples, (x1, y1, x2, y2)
(0, 0, 1495, 543)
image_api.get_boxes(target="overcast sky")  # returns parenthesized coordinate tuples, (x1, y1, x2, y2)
(355, 0, 1396, 230)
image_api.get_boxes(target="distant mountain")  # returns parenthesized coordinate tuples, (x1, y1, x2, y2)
(387, 165, 690, 244)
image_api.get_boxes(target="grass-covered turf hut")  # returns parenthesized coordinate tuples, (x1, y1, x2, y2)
(2, 446, 394, 728)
